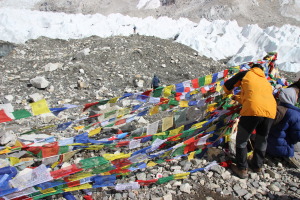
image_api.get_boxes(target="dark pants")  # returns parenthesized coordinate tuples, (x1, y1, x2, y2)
(236, 116, 274, 169)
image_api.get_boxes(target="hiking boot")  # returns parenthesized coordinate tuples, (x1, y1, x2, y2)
(247, 159, 262, 174)
(231, 164, 248, 179)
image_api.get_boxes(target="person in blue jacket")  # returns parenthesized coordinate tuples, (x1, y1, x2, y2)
(151, 75, 160, 89)
(266, 79, 300, 168)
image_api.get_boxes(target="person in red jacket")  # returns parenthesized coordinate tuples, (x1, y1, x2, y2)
(223, 64, 277, 179)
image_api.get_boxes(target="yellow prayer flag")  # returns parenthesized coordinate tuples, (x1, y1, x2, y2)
(88, 127, 101, 137)
(51, 161, 59, 169)
(154, 132, 166, 136)
(163, 85, 174, 98)
(103, 153, 131, 161)
(204, 75, 212, 85)
(147, 161, 157, 167)
(188, 152, 195, 161)
(109, 97, 119, 103)
(162, 150, 172, 157)
(64, 183, 92, 192)
(169, 125, 184, 136)
(74, 126, 84, 130)
(191, 121, 207, 129)
(174, 172, 190, 179)
(30, 99, 51, 116)
(190, 90, 199, 95)
(41, 188, 56, 194)
(0, 148, 11, 155)
(206, 103, 217, 112)
(67, 172, 93, 181)
(101, 172, 111, 175)
(85, 145, 104, 150)
(62, 150, 79, 162)
(149, 105, 159, 116)
(179, 101, 188, 107)
(9, 157, 20, 166)
(162, 116, 173, 132)
(216, 82, 222, 92)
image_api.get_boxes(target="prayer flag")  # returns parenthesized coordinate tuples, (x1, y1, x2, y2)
(162, 116, 173, 131)
(147, 121, 159, 135)
(12, 109, 32, 120)
(0, 109, 12, 123)
(30, 99, 51, 116)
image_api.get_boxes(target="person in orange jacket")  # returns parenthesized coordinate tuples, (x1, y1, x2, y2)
(223, 64, 277, 179)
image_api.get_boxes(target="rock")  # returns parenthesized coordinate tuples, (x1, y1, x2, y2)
(207, 171, 213, 178)
(163, 193, 172, 200)
(210, 165, 224, 175)
(77, 78, 88, 89)
(79, 68, 85, 73)
(4, 95, 13, 102)
(180, 183, 192, 194)
(136, 173, 146, 180)
(221, 171, 231, 180)
(265, 168, 281, 179)
(268, 184, 280, 192)
(29, 93, 44, 102)
(161, 64, 166, 68)
(44, 63, 63, 71)
(30, 76, 50, 89)
(200, 179, 205, 185)
(244, 193, 253, 200)
(234, 188, 248, 196)
(0, 131, 17, 146)
(114, 193, 122, 200)
(206, 197, 214, 200)
(128, 192, 135, 199)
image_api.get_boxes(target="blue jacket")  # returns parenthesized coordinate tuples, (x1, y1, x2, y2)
(267, 103, 300, 157)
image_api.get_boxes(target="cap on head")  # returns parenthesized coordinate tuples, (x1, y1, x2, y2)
(251, 64, 264, 71)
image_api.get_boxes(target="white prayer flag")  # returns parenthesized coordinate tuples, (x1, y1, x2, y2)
(146, 121, 159, 135)
(129, 139, 141, 149)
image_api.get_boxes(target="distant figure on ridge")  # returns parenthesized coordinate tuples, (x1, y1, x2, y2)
(151, 75, 160, 89)
(133, 25, 137, 34)
(223, 63, 277, 179)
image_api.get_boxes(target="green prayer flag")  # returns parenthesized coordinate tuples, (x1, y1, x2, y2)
(152, 86, 164, 97)
(104, 110, 117, 118)
(58, 146, 69, 154)
(198, 76, 205, 87)
(171, 145, 185, 157)
(160, 104, 169, 111)
(98, 99, 110, 105)
(12, 109, 32, 119)
(80, 156, 108, 169)
(168, 99, 179, 106)
(157, 175, 174, 184)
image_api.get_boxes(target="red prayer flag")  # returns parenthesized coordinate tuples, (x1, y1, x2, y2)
(115, 119, 126, 125)
(116, 141, 130, 147)
(223, 69, 229, 77)
(51, 164, 83, 179)
(42, 142, 59, 158)
(142, 90, 152, 96)
(136, 179, 158, 186)
(0, 109, 12, 123)
(83, 102, 99, 112)
(191, 78, 199, 88)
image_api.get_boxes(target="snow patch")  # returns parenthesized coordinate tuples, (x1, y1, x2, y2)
(137, 0, 161, 9)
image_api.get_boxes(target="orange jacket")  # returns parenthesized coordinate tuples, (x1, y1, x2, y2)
(223, 67, 276, 119)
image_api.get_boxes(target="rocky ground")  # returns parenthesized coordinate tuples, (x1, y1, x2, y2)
(0, 35, 299, 200)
